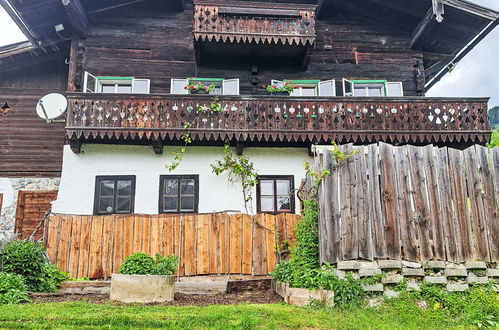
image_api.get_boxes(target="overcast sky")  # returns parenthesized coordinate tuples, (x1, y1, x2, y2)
(0, 1, 497, 107)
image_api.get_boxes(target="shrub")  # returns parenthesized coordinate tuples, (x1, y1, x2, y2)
(0, 240, 67, 292)
(0, 272, 30, 305)
(119, 253, 178, 275)
(270, 259, 293, 284)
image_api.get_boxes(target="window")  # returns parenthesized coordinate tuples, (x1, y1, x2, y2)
(342, 79, 404, 97)
(83, 71, 150, 94)
(159, 175, 199, 213)
(270, 80, 336, 97)
(94, 176, 136, 215)
(257, 176, 295, 214)
(170, 78, 239, 95)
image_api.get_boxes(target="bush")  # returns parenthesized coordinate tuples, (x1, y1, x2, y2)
(119, 253, 178, 275)
(0, 272, 30, 305)
(270, 259, 293, 284)
(0, 240, 67, 292)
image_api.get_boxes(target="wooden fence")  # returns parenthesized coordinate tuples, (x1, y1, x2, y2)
(315, 143, 499, 264)
(46, 213, 299, 279)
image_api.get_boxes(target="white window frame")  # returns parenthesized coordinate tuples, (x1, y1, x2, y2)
(83, 71, 150, 94)
(171, 78, 240, 95)
(271, 79, 336, 97)
(342, 79, 404, 97)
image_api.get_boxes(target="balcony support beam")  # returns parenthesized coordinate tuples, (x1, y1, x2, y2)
(236, 141, 244, 155)
(69, 139, 82, 153)
(152, 139, 164, 155)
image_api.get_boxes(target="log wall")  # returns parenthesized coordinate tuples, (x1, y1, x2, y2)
(46, 213, 299, 279)
(316, 143, 499, 264)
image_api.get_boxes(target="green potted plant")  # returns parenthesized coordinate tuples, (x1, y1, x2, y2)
(263, 81, 298, 96)
(184, 81, 216, 94)
(110, 252, 178, 303)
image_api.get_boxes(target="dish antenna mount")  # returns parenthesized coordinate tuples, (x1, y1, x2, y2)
(36, 93, 68, 123)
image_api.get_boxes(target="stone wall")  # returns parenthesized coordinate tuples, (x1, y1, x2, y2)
(336, 260, 499, 297)
(0, 177, 60, 242)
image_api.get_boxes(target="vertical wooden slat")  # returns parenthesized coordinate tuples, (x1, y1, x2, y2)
(112, 216, 125, 274)
(142, 216, 152, 255)
(368, 143, 387, 259)
(265, 213, 277, 273)
(46, 215, 60, 262)
(123, 216, 134, 259)
(241, 214, 253, 274)
(68, 216, 82, 278)
(88, 216, 104, 279)
(219, 213, 229, 274)
(183, 214, 196, 275)
(100, 215, 113, 279)
(163, 215, 174, 256)
(252, 214, 267, 275)
(196, 213, 210, 275)
(149, 216, 161, 257)
(209, 213, 219, 274)
(57, 215, 73, 273)
(229, 214, 243, 274)
(132, 215, 143, 253)
(77, 216, 92, 279)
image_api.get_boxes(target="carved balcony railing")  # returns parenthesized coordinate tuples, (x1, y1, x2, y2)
(65, 93, 491, 149)
(193, 1, 316, 46)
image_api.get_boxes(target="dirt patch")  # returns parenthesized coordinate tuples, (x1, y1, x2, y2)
(30, 291, 282, 306)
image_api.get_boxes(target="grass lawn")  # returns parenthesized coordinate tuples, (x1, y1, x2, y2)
(0, 298, 495, 329)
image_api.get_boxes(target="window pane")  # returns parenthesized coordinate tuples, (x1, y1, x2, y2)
(100, 181, 115, 196)
(180, 197, 194, 211)
(117, 85, 132, 93)
(180, 179, 195, 195)
(164, 179, 178, 195)
(354, 87, 367, 96)
(164, 197, 178, 212)
(289, 88, 300, 97)
(301, 87, 316, 96)
(277, 196, 291, 212)
(116, 197, 131, 213)
(260, 196, 275, 212)
(368, 87, 382, 96)
(98, 197, 114, 214)
(101, 85, 115, 93)
(276, 180, 290, 196)
(117, 180, 132, 196)
(133, 80, 149, 93)
(210, 86, 222, 95)
(260, 180, 274, 195)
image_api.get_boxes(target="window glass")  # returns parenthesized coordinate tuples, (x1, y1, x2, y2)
(94, 176, 135, 215)
(101, 85, 116, 93)
(164, 197, 178, 212)
(100, 181, 115, 196)
(260, 180, 274, 195)
(276, 180, 290, 195)
(116, 197, 131, 213)
(277, 196, 291, 212)
(117, 85, 132, 93)
(368, 86, 382, 96)
(133, 80, 149, 93)
(180, 179, 195, 195)
(354, 86, 367, 96)
(160, 175, 198, 213)
(301, 87, 316, 96)
(164, 179, 178, 195)
(260, 196, 275, 212)
(98, 197, 114, 214)
(180, 197, 194, 211)
(258, 176, 294, 214)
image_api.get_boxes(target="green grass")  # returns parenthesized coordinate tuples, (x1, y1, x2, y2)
(0, 294, 497, 330)
(489, 131, 499, 147)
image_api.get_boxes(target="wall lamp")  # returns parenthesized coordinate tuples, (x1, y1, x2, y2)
(2, 102, 10, 115)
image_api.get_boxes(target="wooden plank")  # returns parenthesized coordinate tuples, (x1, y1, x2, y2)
(57, 215, 73, 273)
(46, 215, 60, 262)
(100, 215, 113, 279)
(112, 216, 125, 274)
(209, 213, 219, 274)
(173, 215, 184, 276)
(122, 215, 134, 260)
(339, 144, 357, 260)
(378, 142, 400, 259)
(88, 216, 104, 279)
(196, 213, 210, 275)
(229, 214, 243, 274)
(132, 215, 144, 254)
(252, 214, 267, 275)
(183, 214, 196, 276)
(67, 215, 82, 278)
(490, 148, 499, 260)
(77, 216, 92, 279)
(241, 214, 253, 274)
(354, 147, 372, 260)
(0, 194, 3, 213)
(368, 143, 387, 259)
(218, 213, 229, 274)
(149, 216, 161, 257)
(141, 216, 152, 255)
(163, 215, 174, 256)
(265, 213, 277, 273)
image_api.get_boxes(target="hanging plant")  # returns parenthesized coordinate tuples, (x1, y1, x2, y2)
(184, 81, 216, 94)
(262, 81, 298, 94)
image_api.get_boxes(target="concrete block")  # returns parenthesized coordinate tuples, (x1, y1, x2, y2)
(284, 288, 334, 307)
(337, 261, 360, 270)
(359, 261, 379, 269)
(110, 274, 175, 303)
(446, 283, 469, 292)
(377, 260, 402, 269)
(402, 268, 424, 277)
(176, 281, 228, 295)
(444, 268, 468, 277)
(382, 274, 404, 284)
(402, 261, 422, 269)
(366, 298, 383, 307)
(362, 283, 384, 292)
(467, 273, 489, 284)
(464, 261, 487, 270)
(383, 290, 400, 299)
(407, 282, 421, 291)
(425, 261, 446, 269)
(445, 263, 466, 270)
(486, 268, 499, 278)
(424, 276, 447, 284)
(359, 268, 382, 278)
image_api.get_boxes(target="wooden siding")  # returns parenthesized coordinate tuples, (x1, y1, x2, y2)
(15, 190, 58, 240)
(45, 213, 299, 279)
(315, 143, 499, 264)
(0, 89, 66, 177)
(66, 93, 490, 145)
(80, 3, 424, 96)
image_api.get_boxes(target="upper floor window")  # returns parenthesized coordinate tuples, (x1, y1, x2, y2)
(171, 78, 239, 95)
(94, 176, 136, 215)
(159, 175, 199, 213)
(342, 79, 403, 97)
(83, 71, 150, 94)
(257, 176, 295, 214)
(270, 80, 336, 97)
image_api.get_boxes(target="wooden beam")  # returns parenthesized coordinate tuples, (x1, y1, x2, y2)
(236, 141, 244, 155)
(62, 0, 88, 37)
(69, 139, 82, 153)
(0, 0, 40, 46)
(152, 139, 163, 154)
(410, 7, 436, 49)
(67, 36, 79, 92)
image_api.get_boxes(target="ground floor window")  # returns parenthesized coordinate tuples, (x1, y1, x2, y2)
(94, 176, 136, 215)
(159, 175, 199, 213)
(257, 176, 295, 214)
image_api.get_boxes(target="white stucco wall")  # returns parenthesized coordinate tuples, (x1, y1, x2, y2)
(52, 144, 312, 215)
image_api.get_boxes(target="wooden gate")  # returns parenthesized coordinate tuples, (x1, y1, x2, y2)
(15, 190, 58, 239)
(46, 213, 299, 279)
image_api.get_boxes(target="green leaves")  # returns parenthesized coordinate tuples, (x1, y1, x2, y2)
(119, 253, 178, 276)
(0, 272, 30, 305)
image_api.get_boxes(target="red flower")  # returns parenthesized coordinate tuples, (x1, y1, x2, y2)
(190, 85, 195, 89)
(273, 85, 277, 88)
(289, 80, 293, 83)
(262, 85, 267, 88)
(184, 86, 187, 90)
(285, 82, 289, 85)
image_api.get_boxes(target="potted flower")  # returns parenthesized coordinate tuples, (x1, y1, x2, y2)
(184, 81, 216, 94)
(110, 252, 178, 303)
(263, 81, 298, 96)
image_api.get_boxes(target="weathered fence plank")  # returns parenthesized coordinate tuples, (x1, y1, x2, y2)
(317, 143, 498, 264)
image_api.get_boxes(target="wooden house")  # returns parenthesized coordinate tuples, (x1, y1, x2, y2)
(0, 0, 497, 277)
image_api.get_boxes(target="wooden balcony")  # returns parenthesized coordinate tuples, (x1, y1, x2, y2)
(65, 93, 491, 152)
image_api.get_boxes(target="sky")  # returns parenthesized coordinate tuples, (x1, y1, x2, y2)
(0, 1, 498, 107)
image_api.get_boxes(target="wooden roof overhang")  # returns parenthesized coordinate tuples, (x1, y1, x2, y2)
(65, 93, 491, 152)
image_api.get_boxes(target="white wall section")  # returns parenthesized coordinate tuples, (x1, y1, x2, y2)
(52, 145, 312, 215)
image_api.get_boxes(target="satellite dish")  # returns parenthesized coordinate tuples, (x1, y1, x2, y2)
(36, 93, 68, 121)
